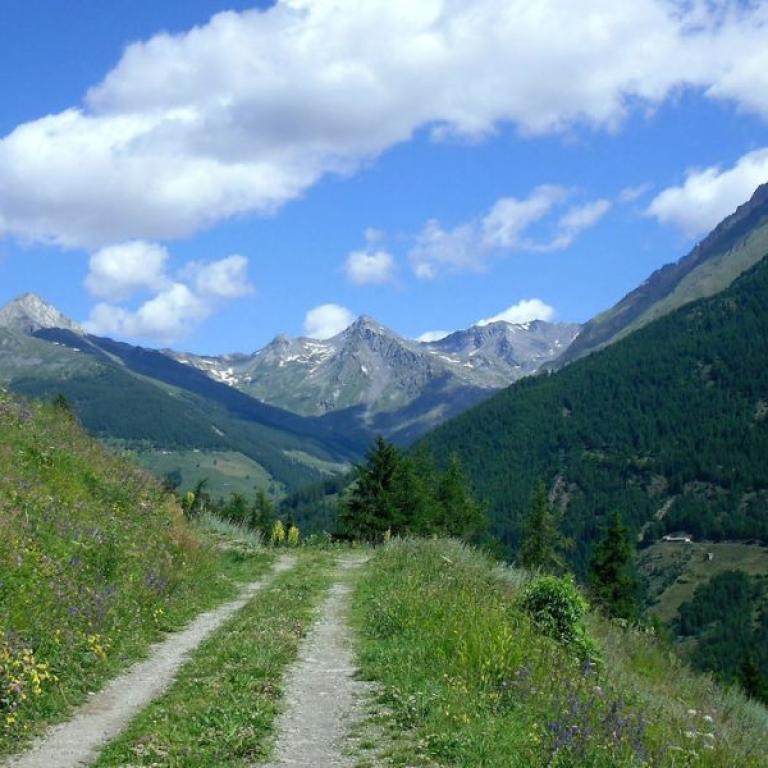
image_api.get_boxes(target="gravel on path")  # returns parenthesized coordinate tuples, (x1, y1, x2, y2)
(258, 556, 370, 768)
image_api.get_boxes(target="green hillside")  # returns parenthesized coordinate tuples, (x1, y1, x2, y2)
(560, 182, 768, 364)
(0, 327, 361, 494)
(0, 388, 271, 753)
(421, 253, 768, 571)
(353, 539, 768, 767)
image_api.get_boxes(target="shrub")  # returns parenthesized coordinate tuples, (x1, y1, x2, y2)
(519, 575, 599, 662)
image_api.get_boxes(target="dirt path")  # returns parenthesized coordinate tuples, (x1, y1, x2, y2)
(4, 555, 296, 768)
(258, 556, 370, 768)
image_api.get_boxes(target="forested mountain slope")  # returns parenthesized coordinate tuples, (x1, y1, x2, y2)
(559, 182, 768, 364)
(421, 254, 768, 571)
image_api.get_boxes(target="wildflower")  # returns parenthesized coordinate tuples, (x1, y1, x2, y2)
(287, 524, 300, 547)
(271, 520, 286, 545)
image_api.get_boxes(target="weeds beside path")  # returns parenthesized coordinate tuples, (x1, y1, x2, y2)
(93, 550, 339, 767)
(3, 555, 295, 768)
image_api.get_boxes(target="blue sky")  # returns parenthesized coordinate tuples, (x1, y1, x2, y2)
(1, 0, 768, 353)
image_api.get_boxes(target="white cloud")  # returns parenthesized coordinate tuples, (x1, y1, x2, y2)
(0, 1, 767, 248)
(184, 254, 254, 298)
(409, 220, 479, 279)
(304, 304, 356, 339)
(416, 330, 451, 342)
(344, 248, 395, 285)
(410, 188, 609, 278)
(83, 245, 253, 341)
(478, 298, 556, 326)
(647, 147, 768, 237)
(543, 199, 612, 251)
(85, 283, 209, 341)
(85, 241, 170, 301)
(482, 186, 568, 249)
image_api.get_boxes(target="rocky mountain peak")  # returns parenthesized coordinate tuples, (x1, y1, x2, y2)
(0, 293, 82, 335)
(342, 315, 390, 336)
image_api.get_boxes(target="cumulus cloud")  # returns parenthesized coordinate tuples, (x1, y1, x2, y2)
(85, 283, 209, 341)
(478, 298, 556, 326)
(0, 1, 767, 248)
(410, 187, 609, 278)
(183, 254, 254, 298)
(482, 186, 568, 249)
(647, 147, 768, 236)
(344, 248, 395, 285)
(304, 303, 356, 339)
(83, 245, 253, 341)
(85, 241, 170, 301)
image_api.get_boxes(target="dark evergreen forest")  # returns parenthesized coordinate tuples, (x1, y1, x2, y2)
(421, 254, 768, 573)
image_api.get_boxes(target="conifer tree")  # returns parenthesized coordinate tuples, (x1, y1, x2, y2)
(436, 454, 487, 540)
(249, 488, 276, 538)
(223, 492, 248, 525)
(588, 511, 640, 620)
(390, 451, 441, 537)
(739, 653, 768, 704)
(339, 436, 402, 542)
(519, 482, 566, 572)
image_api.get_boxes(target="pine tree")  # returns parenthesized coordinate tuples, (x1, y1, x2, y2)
(223, 492, 248, 525)
(249, 489, 276, 538)
(390, 452, 441, 537)
(588, 511, 640, 620)
(519, 482, 566, 572)
(436, 454, 487, 540)
(339, 436, 402, 542)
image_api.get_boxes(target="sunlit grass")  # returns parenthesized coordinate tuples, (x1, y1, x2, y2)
(352, 538, 768, 767)
(93, 551, 337, 767)
(0, 392, 273, 755)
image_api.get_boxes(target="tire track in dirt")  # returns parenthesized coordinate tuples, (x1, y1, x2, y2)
(258, 556, 370, 768)
(4, 555, 296, 768)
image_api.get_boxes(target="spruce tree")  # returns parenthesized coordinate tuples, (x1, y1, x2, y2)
(249, 489, 276, 538)
(390, 452, 441, 537)
(519, 482, 566, 572)
(339, 436, 402, 542)
(436, 454, 487, 540)
(588, 511, 640, 620)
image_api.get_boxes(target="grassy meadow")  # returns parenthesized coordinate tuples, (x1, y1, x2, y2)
(0, 391, 273, 755)
(352, 539, 768, 767)
(639, 540, 768, 623)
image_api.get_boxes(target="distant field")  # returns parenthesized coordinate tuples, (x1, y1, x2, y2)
(282, 448, 349, 475)
(133, 449, 281, 499)
(639, 540, 768, 623)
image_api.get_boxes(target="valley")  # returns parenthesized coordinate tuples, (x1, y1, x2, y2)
(3, 2, 768, 764)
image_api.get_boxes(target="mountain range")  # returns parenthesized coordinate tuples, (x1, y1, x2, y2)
(0, 293, 577, 494)
(167, 315, 579, 442)
(3, 182, 768, 498)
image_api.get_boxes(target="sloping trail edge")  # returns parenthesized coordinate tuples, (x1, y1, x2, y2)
(4, 554, 296, 768)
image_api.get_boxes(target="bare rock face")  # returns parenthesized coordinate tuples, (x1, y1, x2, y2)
(167, 314, 581, 422)
(0, 292, 82, 335)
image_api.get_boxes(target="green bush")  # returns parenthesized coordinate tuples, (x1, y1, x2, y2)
(519, 575, 598, 661)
